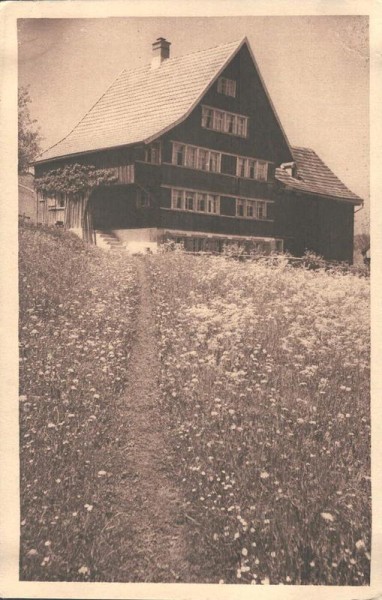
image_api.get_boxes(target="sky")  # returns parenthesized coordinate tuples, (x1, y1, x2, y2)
(18, 16, 369, 232)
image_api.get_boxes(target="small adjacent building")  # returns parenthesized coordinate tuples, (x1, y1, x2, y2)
(34, 37, 362, 261)
(19, 172, 37, 223)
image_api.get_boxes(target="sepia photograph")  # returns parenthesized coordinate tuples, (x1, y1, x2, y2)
(5, 5, 377, 594)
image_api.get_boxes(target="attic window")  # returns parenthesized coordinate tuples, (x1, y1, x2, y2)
(217, 77, 237, 98)
(202, 106, 248, 138)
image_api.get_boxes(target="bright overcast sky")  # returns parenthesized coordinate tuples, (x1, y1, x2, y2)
(18, 16, 369, 231)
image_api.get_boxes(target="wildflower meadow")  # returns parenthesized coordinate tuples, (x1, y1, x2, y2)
(19, 223, 139, 580)
(19, 223, 370, 584)
(148, 251, 370, 585)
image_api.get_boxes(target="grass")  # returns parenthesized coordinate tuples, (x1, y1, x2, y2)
(19, 224, 370, 584)
(19, 223, 139, 580)
(147, 251, 371, 585)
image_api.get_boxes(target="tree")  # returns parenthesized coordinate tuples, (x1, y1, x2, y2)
(18, 86, 43, 173)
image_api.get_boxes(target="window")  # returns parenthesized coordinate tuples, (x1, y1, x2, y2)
(237, 157, 246, 178)
(217, 77, 237, 97)
(257, 161, 268, 181)
(225, 113, 235, 134)
(236, 198, 268, 220)
(172, 189, 184, 210)
(46, 195, 65, 210)
(172, 143, 221, 173)
(246, 201, 254, 218)
(202, 106, 213, 128)
(145, 141, 161, 164)
(248, 160, 256, 179)
(207, 194, 219, 214)
(209, 152, 220, 173)
(172, 143, 185, 166)
(198, 149, 209, 171)
(256, 201, 267, 219)
(57, 195, 65, 208)
(236, 117, 247, 137)
(185, 191, 195, 211)
(213, 110, 225, 132)
(236, 157, 269, 181)
(170, 188, 221, 215)
(201, 106, 248, 138)
(197, 193, 206, 212)
(237, 199, 245, 217)
(186, 146, 198, 169)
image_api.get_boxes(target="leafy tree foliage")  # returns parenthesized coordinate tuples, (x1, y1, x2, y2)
(18, 87, 42, 173)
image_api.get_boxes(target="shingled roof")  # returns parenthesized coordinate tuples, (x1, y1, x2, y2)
(37, 38, 362, 206)
(275, 147, 362, 204)
(37, 38, 254, 162)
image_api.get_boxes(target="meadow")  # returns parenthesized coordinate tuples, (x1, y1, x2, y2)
(19, 223, 370, 584)
(19, 223, 139, 580)
(148, 251, 370, 585)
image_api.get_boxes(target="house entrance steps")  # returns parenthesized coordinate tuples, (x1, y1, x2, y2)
(94, 230, 126, 252)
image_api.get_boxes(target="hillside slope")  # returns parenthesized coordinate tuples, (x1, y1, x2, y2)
(19, 224, 139, 580)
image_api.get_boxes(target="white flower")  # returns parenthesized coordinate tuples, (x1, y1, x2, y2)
(320, 512, 335, 522)
(355, 539, 366, 551)
(78, 565, 89, 575)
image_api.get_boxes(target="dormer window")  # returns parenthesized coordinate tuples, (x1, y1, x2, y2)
(217, 77, 237, 98)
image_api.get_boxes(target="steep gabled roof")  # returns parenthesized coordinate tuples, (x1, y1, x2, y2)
(275, 147, 363, 205)
(37, 37, 291, 163)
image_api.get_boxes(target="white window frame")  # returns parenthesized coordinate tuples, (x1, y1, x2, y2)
(172, 142, 222, 173)
(236, 157, 269, 182)
(235, 198, 269, 220)
(217, 77, 237, 98)
(256, 161, 268, 181)
(185, 190, 196, 211)
(171, 188, 221, 215)
(172, 143, 185, 166)
(201, 105, 248, 138)
(201, 106, 213, 129)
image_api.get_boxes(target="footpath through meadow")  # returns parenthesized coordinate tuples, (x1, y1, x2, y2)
(112, 257, 194, 582)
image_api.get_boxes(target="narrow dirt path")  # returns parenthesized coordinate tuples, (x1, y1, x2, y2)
(106, 257, 194, 582)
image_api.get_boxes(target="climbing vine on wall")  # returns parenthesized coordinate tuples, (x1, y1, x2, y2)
(35, 164, 118, 243)
(34, 163, 117, 196)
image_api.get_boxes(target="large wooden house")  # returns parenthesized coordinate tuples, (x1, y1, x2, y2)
(34, 37, 362, 261)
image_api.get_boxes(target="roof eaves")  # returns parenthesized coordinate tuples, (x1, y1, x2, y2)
(144, 37, 248, 145)
(276, 177, 363, 205)
(34, 140, 140, 166)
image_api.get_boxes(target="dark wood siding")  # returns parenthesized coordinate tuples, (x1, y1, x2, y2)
(35, 146, 143, 184)
(159, 188, 273, 237)
(274, 190, 355, 262)
(160, 164, 274, 199)
(90, 185, 159, 230)
(34, 42, 355, 262)
(161, 44, 292, 167)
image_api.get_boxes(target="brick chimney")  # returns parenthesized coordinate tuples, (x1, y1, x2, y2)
(151, 37, 171, 69)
